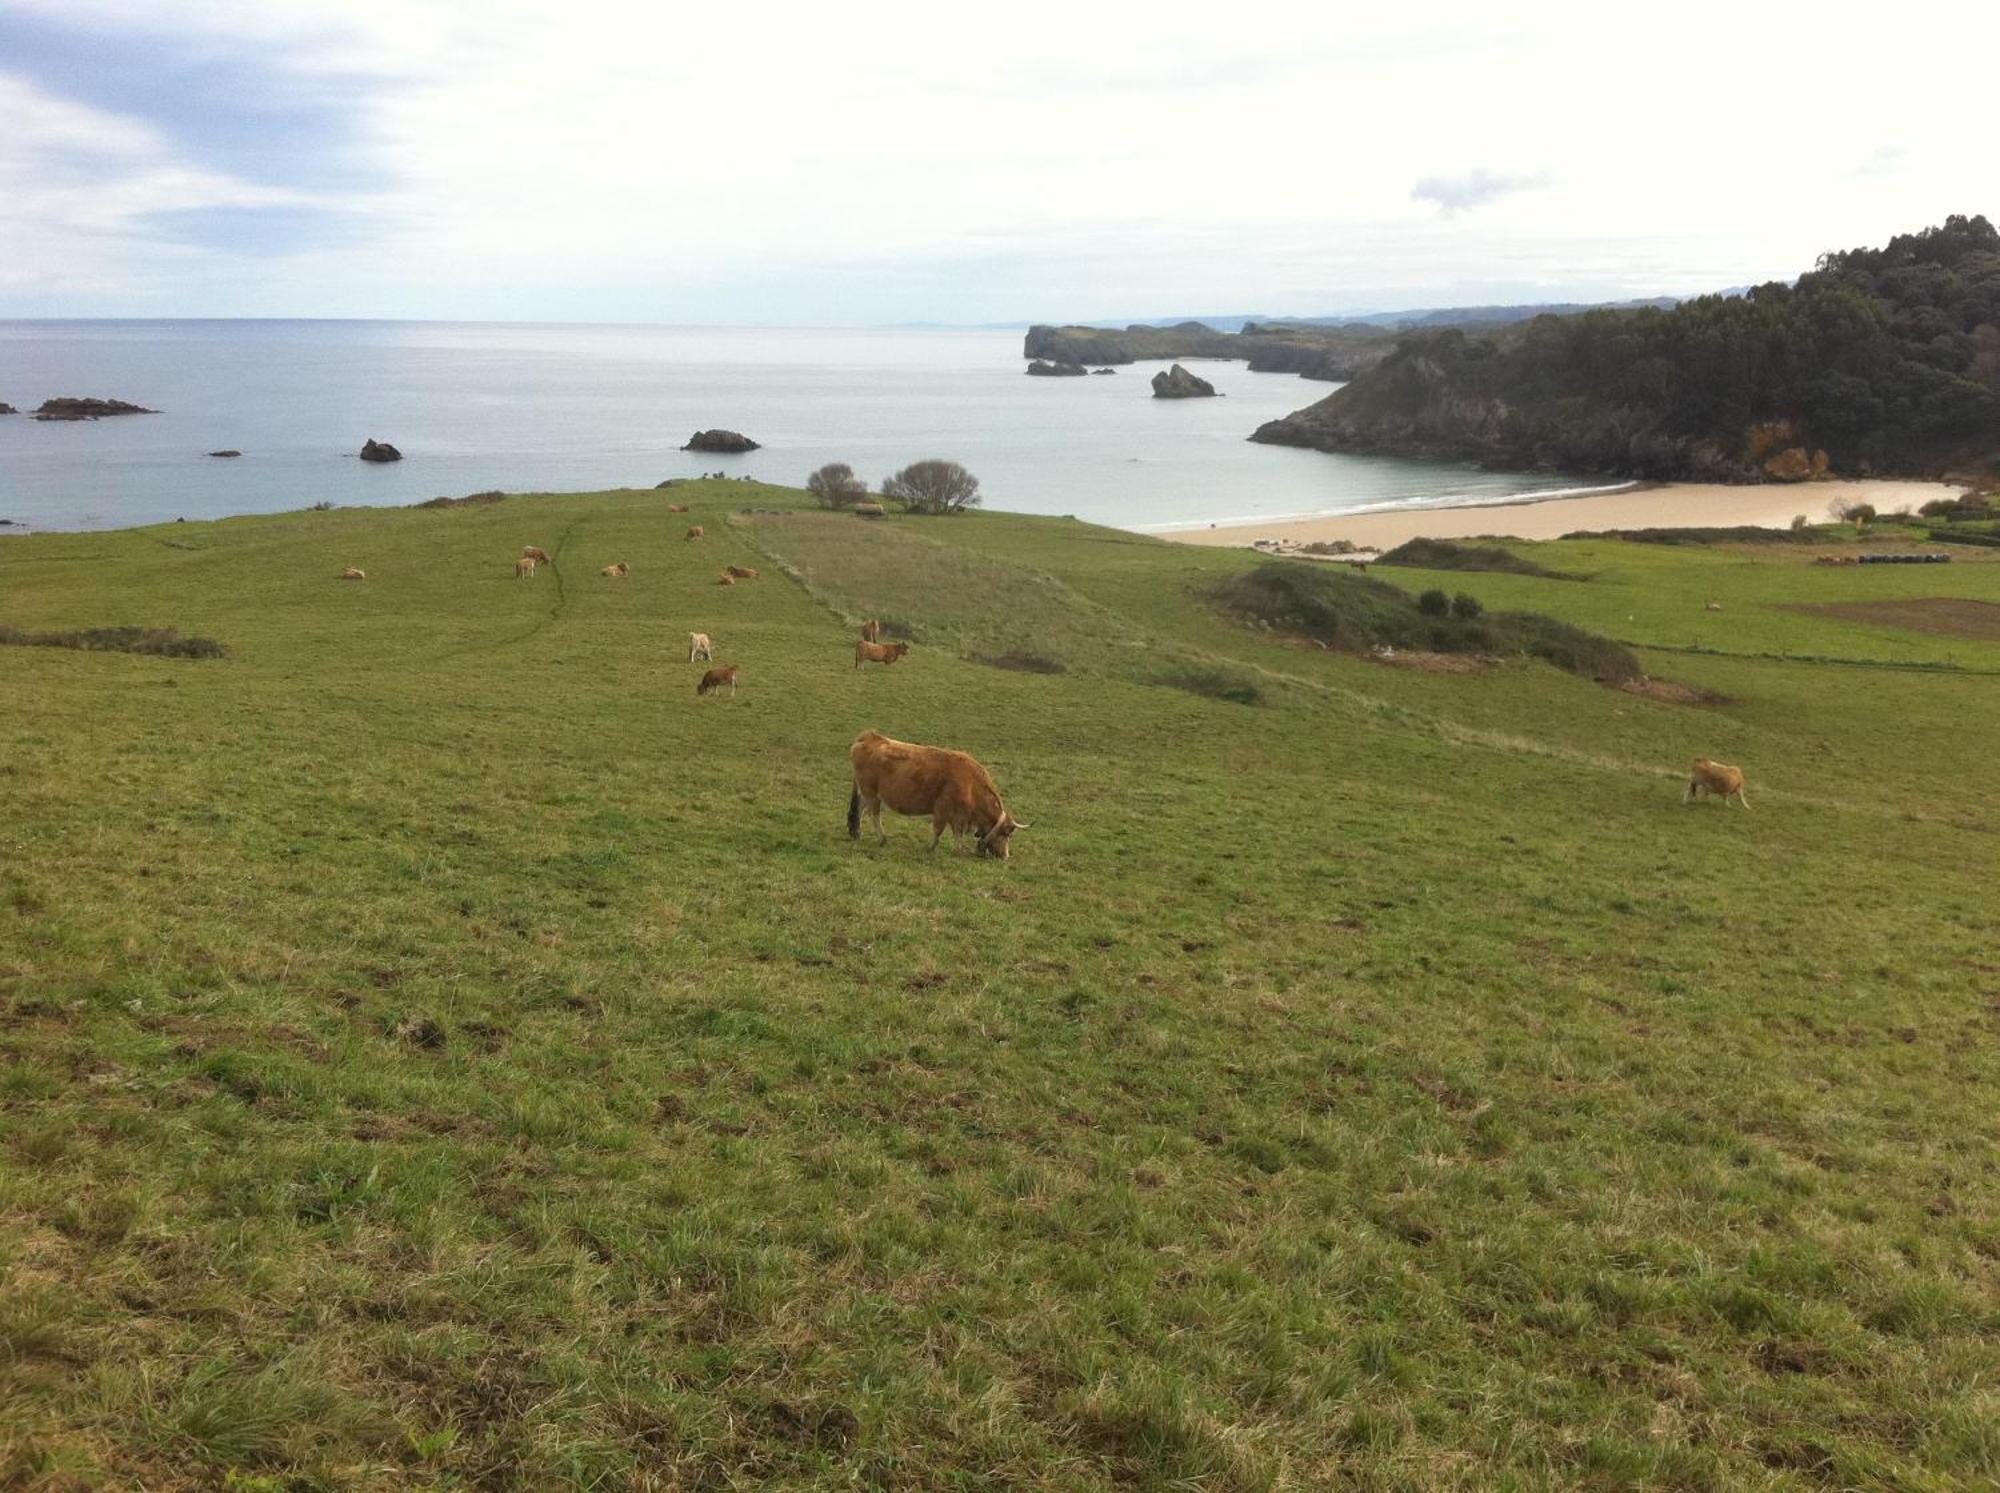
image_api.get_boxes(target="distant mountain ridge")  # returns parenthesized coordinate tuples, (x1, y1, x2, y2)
(1250, 217, 2000, 482)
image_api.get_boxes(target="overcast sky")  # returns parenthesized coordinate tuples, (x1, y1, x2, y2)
(2, 0, 1991, 323)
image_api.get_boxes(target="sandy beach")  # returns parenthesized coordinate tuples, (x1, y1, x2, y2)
(1160, 480, 1959, 550)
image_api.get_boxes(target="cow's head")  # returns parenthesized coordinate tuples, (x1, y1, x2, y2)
(893, 642, 911, 659)
(975, 811, 1028, 860)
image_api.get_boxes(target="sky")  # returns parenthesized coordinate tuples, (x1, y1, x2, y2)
(2, 0, 1993, 324)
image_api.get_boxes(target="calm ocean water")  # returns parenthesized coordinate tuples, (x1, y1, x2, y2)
(0, 321, 1601, 533)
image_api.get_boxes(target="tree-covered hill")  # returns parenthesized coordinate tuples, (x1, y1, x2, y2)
(1253, 215, 2000, 482)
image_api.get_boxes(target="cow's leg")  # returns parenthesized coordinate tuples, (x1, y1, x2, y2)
(870, 799, 887, 844)
(1735, 789, 1750, 810)
(1683, 779, 1697, 804)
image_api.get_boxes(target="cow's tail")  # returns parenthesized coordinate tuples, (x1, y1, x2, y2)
(847, 786, 861, 839)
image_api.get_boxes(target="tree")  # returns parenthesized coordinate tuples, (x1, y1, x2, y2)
(806, 462, 867, 508)
(1417, 589, 1450, 616)
(882, 460, 981, 515)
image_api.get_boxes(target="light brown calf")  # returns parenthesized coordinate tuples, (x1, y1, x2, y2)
(685, 526, 704, 541)
(688, 632, 713, 662)
(522, 546, 551, 565)
(848, 728, 1026, 858)
(855, 640, 910, 669)
(725, 565, 759, 580)
(716, 572, 735, 586)
(697, 665, 739, 696)
(666, 503, 690, 513)
(514, 557, 537, 578)
(340, 567, 366, 581)
(1684, 757, 1750, 809)
(860, 620, 883, 643)
(601, 562, 629, 577)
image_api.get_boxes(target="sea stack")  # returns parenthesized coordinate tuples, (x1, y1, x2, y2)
(208, 449, 242, 458)
(33, 397, 159, 421)
(1025, 360, 1088, 377)
(359, 439, 403, 462)
(0, 403, 15, 415)
(682, 429, 760, 453)
(1150, 364, 1218, 399)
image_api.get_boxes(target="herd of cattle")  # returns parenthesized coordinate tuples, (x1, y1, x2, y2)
(334, 526, 1750, 860)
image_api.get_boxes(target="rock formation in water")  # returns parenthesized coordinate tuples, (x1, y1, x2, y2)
(1091, 368, 1117, 375)
(682, 429, 760, 453)
(1025, 359, 1087, 377)
(33, 398, 159, 421)
(358, 439, 403, 462)
(208, 449, 242, 458)
(0, 403, 15, 415)
(1151, 364, 1219, 399)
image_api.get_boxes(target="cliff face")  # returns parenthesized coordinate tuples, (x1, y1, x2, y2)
(1024, 322, 1390, 382)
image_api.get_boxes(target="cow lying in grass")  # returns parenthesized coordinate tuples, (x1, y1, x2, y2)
(688, 632, 712, 662)
(1685, 757, 1750, 809)
(601, 562, 629, 577)
(341, 567, 366, 581)
(514, 557, 537, 578)
(685, 526, 704, 541)
(855, 640, 910, 669)
(725, 565, 758, 580)
(697, 665, 738, 696)
(848, 728, 1026, 858)
(717, 572, 735, 586)
(522, 546, 551, 565)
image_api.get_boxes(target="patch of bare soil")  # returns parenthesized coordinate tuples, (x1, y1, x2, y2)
(1621, 678, 1728, 705)
(1782, 598, 2000, 641)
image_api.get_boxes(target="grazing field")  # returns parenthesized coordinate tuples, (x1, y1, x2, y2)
(3, 484, 1998, 1491)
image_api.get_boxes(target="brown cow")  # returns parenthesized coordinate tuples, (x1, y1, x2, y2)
(696, 664, 738, 696)
(514, 557, 537, 578)
(860, 620, 883, 643)
(522, 546, 551, 565)
(666, 503, 690, 513)
(848, 729, 1026, 858)
(340, 566, 366, 581)
(1684, 757, 1750, 809)
(685, 526, 704, 541)
(601, 562, 630, 577)
(688, 632, 713, 662)
(725, 565, 759, 580)
(717, 572, 735, 586)
(855, 639, 910, 669)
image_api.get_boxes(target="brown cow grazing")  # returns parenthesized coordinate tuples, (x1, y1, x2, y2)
(666, 503, 690, 513)
(514, 557, 537, 578)
(340, 566, 366, 581)
(696, 665, 738, 696)
(601, 562, 629, 577)
(522, 546, 551, 565)
(860, 620, 883, 643)
(688, 632, 713, 662)
(717, 572, 735, 586)
(685, 525, 704, 541)
(848, 729, 1027, 858)
(1685, 757, 1750, 809)
(725, 565, 759, 580)
(855, 639, 910, 669)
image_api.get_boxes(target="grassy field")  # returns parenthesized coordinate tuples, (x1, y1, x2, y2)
(3, 483, 1997, 1491)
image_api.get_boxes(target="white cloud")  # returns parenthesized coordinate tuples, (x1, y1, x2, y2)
(1, 0, 1996, 318)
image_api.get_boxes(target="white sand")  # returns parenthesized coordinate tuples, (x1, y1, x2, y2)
(1160, 480, 1957, 550)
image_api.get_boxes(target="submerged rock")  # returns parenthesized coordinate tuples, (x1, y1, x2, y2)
(33, 397, 159, 421)
(1151, 364, 1219, 399)
(358, 438, 403, 462)
(682, 429, 760, 453)
(1025, 359, 1087, 377)
(208, 449, 242, 458)
(1091, 368, 1117, 375)
(0, 403, 15, 415)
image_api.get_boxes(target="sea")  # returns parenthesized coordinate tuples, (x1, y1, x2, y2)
(0, 321, 1611, 534)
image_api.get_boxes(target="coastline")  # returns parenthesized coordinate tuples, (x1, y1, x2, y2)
(1156, 479, 1959, 550)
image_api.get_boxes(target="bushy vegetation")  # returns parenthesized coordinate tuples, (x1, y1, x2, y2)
(1214, 561, 1643, 682)
(882, 459, 981, 515)
(1258, 215, 2000, 479)
(0, 624, 227, 658)
(806, 462, 868, 508)
(1379, 536, 1565, 577)
(1562, 525, 1833, 545)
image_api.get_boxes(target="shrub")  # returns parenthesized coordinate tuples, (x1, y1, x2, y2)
(1450, 592, 1483, 620)
(806, 462, 867, 509)
(971, 650, 1066, 674)
(1496, 612, 1644, 684)
(1378, 537, 1561, 577)
(1153, 666, 1262, 706)
(1418, 589, 1450, 616)
(1790, 514, 1809, 530)
(882, 460, 981, 515)
(0, 625, 228, 659)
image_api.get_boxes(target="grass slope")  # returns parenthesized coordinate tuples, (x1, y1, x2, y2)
(3, 484, 1998, 1491)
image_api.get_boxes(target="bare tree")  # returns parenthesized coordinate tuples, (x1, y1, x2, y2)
(806, 462, 867, 508)
(882, 460, 981, 516)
